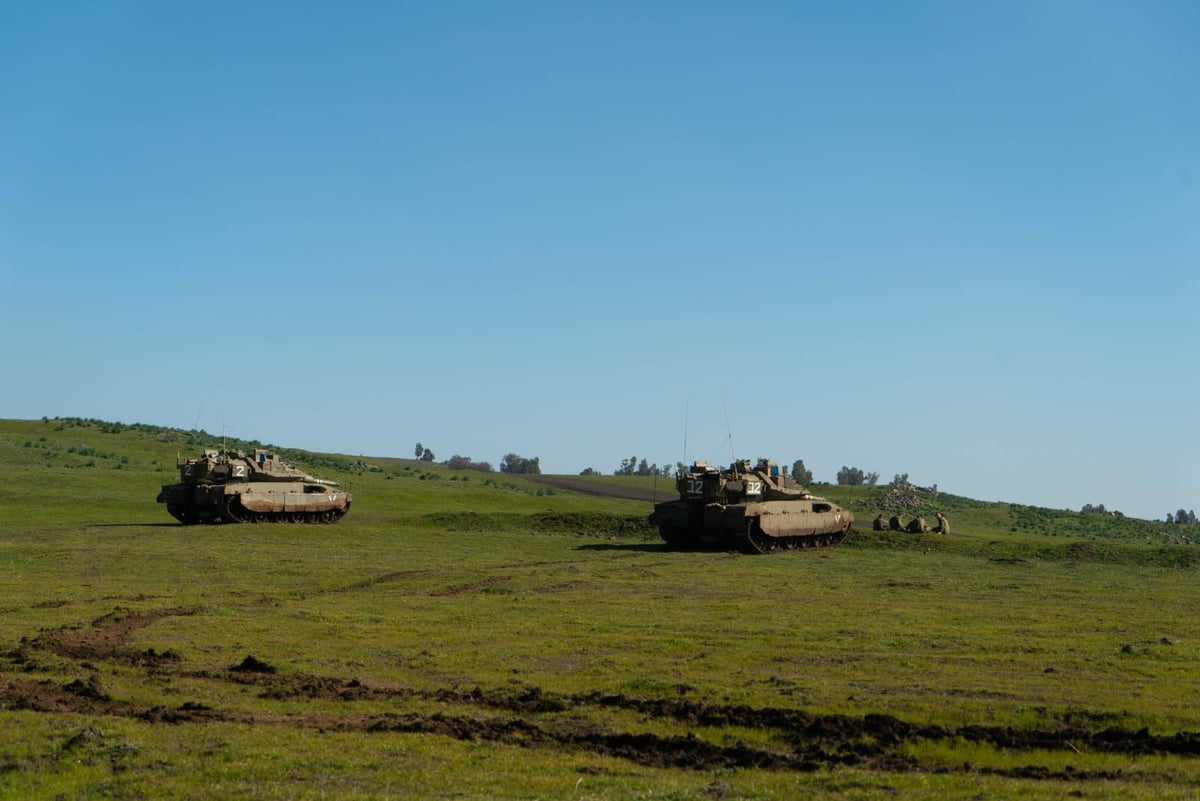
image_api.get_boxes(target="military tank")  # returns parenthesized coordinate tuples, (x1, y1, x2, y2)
(648, 458, 853, 554)
(157, 448, 352, 524)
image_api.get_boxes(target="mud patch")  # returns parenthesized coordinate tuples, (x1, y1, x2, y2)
(0, 676, 117, 716)
(31, 607, 198, 667)
(261, 677, 378, 702)
(231, 655, 277, 674)
(63, 674, 109, 702)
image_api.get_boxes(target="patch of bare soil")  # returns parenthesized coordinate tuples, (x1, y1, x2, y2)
(25, 607, 197, 667)
(230, 655, 277, 674)
(5, 607, 1199, 780)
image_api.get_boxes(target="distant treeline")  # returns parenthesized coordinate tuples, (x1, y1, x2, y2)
(608, 457, 675, 477)
(419, 443, 541, 475)
(599, 455, 901, 490)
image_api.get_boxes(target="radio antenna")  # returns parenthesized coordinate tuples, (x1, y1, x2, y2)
(682, 397, 690, 471)
(721, 390, 736, 472)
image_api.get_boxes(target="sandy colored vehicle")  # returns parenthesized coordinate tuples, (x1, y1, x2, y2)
(157, 448, 352, 524)
(649, 459, 853, 554)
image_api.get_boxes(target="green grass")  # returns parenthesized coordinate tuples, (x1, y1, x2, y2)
(1, 417, 1200, 799)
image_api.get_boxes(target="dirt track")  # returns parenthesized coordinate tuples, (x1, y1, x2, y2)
(523, 475, 666, 503)
(6, 605, 1199, 779)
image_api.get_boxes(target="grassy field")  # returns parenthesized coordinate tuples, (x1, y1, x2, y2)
(2, 417, 1200, 799)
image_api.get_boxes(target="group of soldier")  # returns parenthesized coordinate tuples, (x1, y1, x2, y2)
(873, 511, 950, 535)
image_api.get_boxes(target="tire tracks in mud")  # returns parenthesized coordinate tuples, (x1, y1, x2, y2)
(5, 607, 1200, 779)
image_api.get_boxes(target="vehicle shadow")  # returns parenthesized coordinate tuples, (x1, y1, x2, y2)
(574, 542, 674, 553)
(84, 522, 184, 528)
(574, 542, 731, 554)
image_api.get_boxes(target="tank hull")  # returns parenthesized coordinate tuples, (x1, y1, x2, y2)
(157, 481, 352, 524)
(651, 497, 852, 553)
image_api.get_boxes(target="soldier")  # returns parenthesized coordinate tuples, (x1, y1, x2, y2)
(934, 512, 950, 535)
(906, 515, 928, 534)
(888, 514, 904, 532)
(873, 514, 886, 531)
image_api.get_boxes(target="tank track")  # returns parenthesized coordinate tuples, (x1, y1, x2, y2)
(164, 505, 205, 526)
(165, 500, 348, 525)
(734, 520, 849, 555)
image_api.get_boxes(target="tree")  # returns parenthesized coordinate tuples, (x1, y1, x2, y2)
(579, 467, 598, 476)
(420, 447, 435, 462)
(414, 442, 424, 459)
(891, 473, 909, 486)
(837, 466, 865, 486)
(445, 455, 493, 472)
(865, 472, 880, 487)
(500, 453, 541, 474)
(791, 459, 814, 484)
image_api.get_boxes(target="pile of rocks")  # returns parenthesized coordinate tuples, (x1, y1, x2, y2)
(876, 482, 938, 512)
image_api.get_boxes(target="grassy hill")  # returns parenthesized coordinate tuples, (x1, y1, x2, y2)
(2, 417, 1200, 799)
(4, 415, 1188, 546)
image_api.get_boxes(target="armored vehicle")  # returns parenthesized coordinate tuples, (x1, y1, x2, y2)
(648, 459, 853, 554)
(157, 448, 352, 524)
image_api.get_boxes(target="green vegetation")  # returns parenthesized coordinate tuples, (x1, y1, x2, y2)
(1, 417, 1199, 799)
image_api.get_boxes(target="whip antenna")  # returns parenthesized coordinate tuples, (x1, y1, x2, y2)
(682, 397, 690, 472)
(722, 390, 736, 471)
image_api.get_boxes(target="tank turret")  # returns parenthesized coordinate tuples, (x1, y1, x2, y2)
(157, 448, 352, 525)
(648, 458, 852, 553)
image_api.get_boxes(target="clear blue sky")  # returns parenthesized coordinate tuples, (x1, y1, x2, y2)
(2, 2, 1196, 520)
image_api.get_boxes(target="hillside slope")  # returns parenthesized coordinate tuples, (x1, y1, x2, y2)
(2, 416, 1191, 550)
